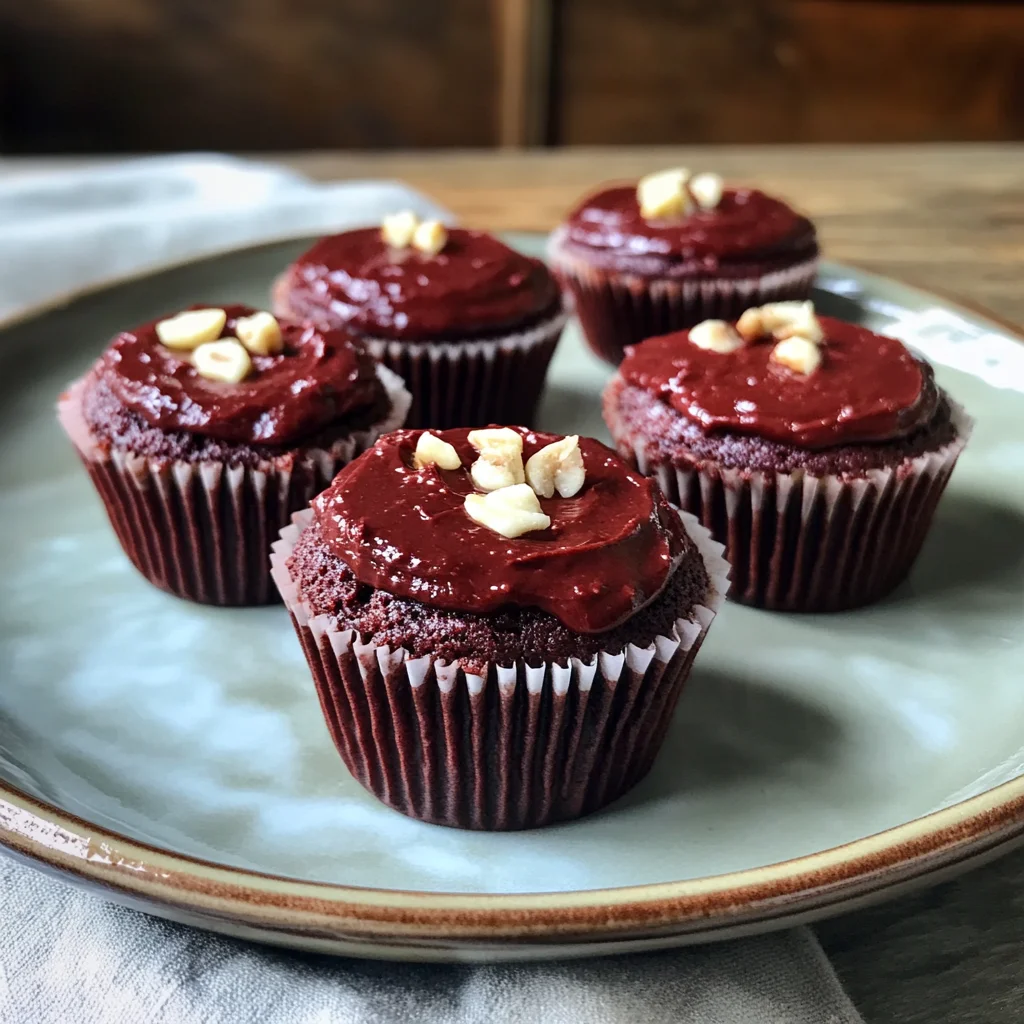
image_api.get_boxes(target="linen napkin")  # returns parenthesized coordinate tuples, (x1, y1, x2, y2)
(0, 855, 860, 1024)
(0, 154, 862, 1024)
(0, 154, 452, 320)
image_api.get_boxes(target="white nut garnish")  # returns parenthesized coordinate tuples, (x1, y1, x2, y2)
(192, 339, 253, 383)
(525, 435, 585, 499)
(690, 172, 724, 210)
(771, 335, 822, 376)
(464, 484, 551, 539)
(381, 210, 420, 249)
(736, 307, 765, 342)
(234, 311, 284, 356)
(413, 431, 461, 471)
(468, 427, 525, 492)
(412, 219, 448, 256)
(760, 301, 823, 342)
(155, 308, 227, 351)
(637, 168, 691, 220)
(689, 319, 745, 354)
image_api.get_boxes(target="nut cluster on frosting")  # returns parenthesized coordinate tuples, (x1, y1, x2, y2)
(154, 307, 284, 383)
(380, 210, 449, 256)
(413, 427, 587, 539)
(689, 301, 825, 376)
(636, 168, 725, 219)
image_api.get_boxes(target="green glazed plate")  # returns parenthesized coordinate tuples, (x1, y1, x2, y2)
(0, 234, 1022, 961)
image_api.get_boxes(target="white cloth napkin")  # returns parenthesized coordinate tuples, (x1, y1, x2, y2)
(0, 155, 863, 1024)
(0, 154, 452, 320)
(0, 857, 860, 1024)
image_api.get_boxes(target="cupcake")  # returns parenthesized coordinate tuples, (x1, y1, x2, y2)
(58, 304, 410, 605)
(603, 302, 971, 612)
(548, 168, 819, 364)
(272, 214, 567, 429)
(271, 426, 729, 830)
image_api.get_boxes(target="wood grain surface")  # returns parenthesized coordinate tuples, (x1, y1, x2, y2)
(555, 1, 1024, 145)
(1, 144, 1020, 326)
(0, 0, 498, 150)
(2, 1, 1024, 150)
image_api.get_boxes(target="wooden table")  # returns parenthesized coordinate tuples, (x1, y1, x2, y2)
(2, 144, 1022, 327)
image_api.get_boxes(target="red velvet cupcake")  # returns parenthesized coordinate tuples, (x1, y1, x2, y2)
(272, 219, 567, 429)
(271, 426, 729, 830)
(548, 169, 819, 364)
(603, 305, 971, 612)
(58, 305, 410, 605)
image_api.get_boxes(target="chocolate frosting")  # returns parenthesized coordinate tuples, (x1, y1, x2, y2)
(561, 185, 818, 277)
(619, 315, 936, 449)
(311, 428, 691, 633)
(284, 228, 561, 340)
(90, 304, 384, 445)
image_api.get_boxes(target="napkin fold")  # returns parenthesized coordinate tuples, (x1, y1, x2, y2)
(0, 154, 863, 1024)
(0, 154, 451, 320)
(0, 857, 861, 1024)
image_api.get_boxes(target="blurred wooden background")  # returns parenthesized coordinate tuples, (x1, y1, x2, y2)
(1, 0, 1023, 152)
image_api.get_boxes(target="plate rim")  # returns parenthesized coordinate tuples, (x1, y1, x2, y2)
(1, 234, 1023, 955)
(3, 773, 1023, 947)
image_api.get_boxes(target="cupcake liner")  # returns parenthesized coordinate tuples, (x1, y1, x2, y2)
(57, 366, 411, 606)
(608, 394, 972, 612)
(359, 307, 568, 430)
(548, 228, 818, 365)
(271, 508, 730, 831)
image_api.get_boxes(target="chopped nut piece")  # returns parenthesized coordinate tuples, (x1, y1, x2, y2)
(760, 301, 823, 342)
(689, 172, 724, 210)
(192, 339, 253, 383)
(381, 210, 420, 249)
(637, 168, 691, 220)
(155, 308, 227, 350)
(525, 435, 585, 499)
(464, 484, 551, 539)
(689, 319, 745, 354)
(413, 431, 461, 471)
(412, 219, 448, 256)
(468, 427, 525, 451)
(468, 427, 526, 491)
(235, 311, 284, 356)
(771, 335, 822, 376)
(736, 307, 766, 342)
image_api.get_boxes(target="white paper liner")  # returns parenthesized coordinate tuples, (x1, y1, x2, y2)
(57, 365, 411, 605)
(605, 384, 973, 612)
(270, 506, 730, 830)
(548, 227, 818, 365)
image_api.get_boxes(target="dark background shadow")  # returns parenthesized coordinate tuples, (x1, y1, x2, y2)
(615, 668, 846, 812)
(892, 491, 1024, 602)
(828, 491, 1024, 641)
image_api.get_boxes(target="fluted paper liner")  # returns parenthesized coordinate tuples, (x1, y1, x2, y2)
(57, 366, 411, 606)
(355, 308, 567, 430)
(607, 392, 972, 612)
(271, 508, 730, 831)
(548, 228, 818, 365)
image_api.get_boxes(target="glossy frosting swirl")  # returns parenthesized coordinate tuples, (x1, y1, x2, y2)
(561, 185, 818, 276)
(90, 304, 383, 445)
(284, 228, 561, 341)
(312, 428, 689, 633)
(619, 316, 936, 449)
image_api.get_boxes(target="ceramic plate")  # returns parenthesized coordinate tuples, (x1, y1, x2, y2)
(1, 235, 1022, 962)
